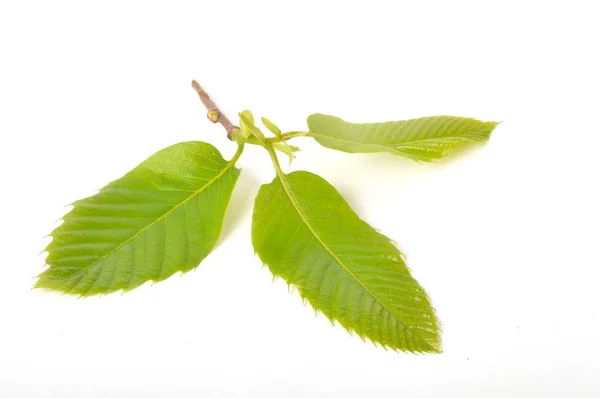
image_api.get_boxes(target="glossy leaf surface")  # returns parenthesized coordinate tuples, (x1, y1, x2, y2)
(37, 141, 241, 296)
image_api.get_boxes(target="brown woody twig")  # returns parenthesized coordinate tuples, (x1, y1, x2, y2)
(191, 80, 239, 140)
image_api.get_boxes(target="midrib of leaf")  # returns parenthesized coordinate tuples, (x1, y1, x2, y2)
(265, 145, 434, 350)
(61, 144, 244, 281)
(309, 131, 485, 150)
(307, 132, 394, 152)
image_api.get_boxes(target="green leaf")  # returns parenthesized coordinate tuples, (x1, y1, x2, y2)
(307, 113, 499, 162)
(239, 110, 254, 138)
(239, 110, 265, 141)
(37, 141, 242, 296)
(262, 116, 297, 164)
(252, 169, 440, 352)
(261, 116, 282, 137)
(272, 142, 300, 165)
(274, 143, 300, 153)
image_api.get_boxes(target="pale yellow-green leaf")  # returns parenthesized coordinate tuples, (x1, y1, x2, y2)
(307, 113, 498, 162)
(261, 116, 282, 137)
(239, 110, 265, 141)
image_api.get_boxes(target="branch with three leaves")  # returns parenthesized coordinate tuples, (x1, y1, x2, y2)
(37, 80, 499, 353)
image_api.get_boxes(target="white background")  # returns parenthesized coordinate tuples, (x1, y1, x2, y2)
(1, 1, 599, 397)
